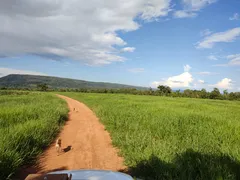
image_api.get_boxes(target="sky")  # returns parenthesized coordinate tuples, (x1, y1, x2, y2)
(0, 0, 239, 92)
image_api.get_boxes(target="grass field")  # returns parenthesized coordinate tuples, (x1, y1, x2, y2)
(60, 92, 240, 180)
(0, 91, 68, 179)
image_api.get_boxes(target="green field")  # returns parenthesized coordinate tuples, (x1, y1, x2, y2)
(0, 92, 68, 179)
(1, 91, 240, 180)
(60, 92, 240, 180)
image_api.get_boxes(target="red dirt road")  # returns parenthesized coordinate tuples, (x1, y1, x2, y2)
(20, 95, 125, 179)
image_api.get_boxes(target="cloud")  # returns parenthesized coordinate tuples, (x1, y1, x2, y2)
(229, 13, 239, 21)
(212, 64, 228, 67)
(227, 54, 240, 66)
(152, 72, 193, 88)
(182, 0, 217, 11)
(197, 27, 240, 48)
(0, 0, 171, 65)
(128, 68, 145, 73)
(152, 65, 193, 88)
(198, 79, 205, 84)
(196, 71, 218, 75)
(200, 29, 212, 36)
(0, 67, 46, 77)
(151, 65, 238, 91)
(173, 10, 197, 18)
(207, 55, 218, 60)
(121, 47, 136, 53)
(226, 54, 240, 59)
(210, 78, 233, 89)
(184, 64, 191, 72)
(174, 0, 217, 18)
(214, 54, 240, 67)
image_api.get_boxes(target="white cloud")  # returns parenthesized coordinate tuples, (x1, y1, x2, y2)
(207, 55, 218, 60)
(200, 29, 212, 36)
(184, 64, 191, 72)
(229, 13, 239, 21)
(214, 54, 240, 67)
(174, 0, 217, 18)
(173, 10, 197, 18)
(0, 67, 46, 77)
(128, 68, 145, 73)
(212, 64, 228, 67)
(227, 54, 240, 66)
(151, 72, 193, 88)
(151, 65, 193, 88)
(140, 0, 172, 21)
(197, 27, 240, 48)
(210, 78, 233, 89)
(151, 65, 238, 91)
(0, 0, 171, 65)
(121, 47, 136, 53)
(182, 0, 217, 11)
(197, 71, 218, 75)
(226, 54, 240, 59)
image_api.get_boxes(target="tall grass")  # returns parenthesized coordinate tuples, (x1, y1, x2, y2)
(0, 92, 68, 179)
(61, 92, 240, 180)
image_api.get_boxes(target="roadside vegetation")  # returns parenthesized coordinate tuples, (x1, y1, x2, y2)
(57, 86, 240, 101)
(61, 92, 240, 180)
(0, 91, 68, 179)
(4, 84, 239, 101)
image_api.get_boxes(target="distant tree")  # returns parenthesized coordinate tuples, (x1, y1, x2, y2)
(165, 86, 172, 94)
(170, 89, 180, 97)
(37, 83, 48, 91)
(158, 85, 165, 94)
(228, 92, 240, 100)
(223, 89, 228, 95)
(200, 88, 208, 99)
(223, 89, 229, 99)
(183, 89, 192, 97)
(157, 85, 172, 95)
(210, 88, 221, 99)
(148, 87, 154, 95)
(103, 89, 108, 93)
(176, 89, 181, 94)
(109, 89, 114, 93)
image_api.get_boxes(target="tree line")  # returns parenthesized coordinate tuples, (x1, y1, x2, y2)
(1, 84, 240, 101)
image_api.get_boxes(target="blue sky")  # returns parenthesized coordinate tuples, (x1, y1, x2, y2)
(0, 0, 239, 91)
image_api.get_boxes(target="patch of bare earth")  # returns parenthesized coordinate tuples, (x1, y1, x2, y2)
(19, 94, 126, 179)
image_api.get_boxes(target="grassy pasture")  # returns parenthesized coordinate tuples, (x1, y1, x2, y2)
(61, 92, 240, 180)
(0, 92, 68, 179)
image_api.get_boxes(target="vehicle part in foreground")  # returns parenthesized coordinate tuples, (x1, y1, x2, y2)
(25, 170, 134, 180)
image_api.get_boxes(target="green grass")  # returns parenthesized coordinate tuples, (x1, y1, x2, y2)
(0, 92, 68, 179)
(60, 92, 240, 180)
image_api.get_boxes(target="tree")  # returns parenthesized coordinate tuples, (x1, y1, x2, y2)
(200, 88, 208, 99)
(229, 92, 240, 100)
(148, 87, 154, 95)
(210, 88, 221, 99)
(183, 89, 192, 98)
(223, 89, 229, 100)
(157, 85, 172, 95)
(37, 83, 48, 91)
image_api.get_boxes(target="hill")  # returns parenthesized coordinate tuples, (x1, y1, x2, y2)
(0, 74, 147, 90)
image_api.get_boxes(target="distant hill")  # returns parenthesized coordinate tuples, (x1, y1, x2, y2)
(0, 74, 147, 90)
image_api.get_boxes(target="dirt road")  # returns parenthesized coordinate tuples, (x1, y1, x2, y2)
(20, 95, 125, 179)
